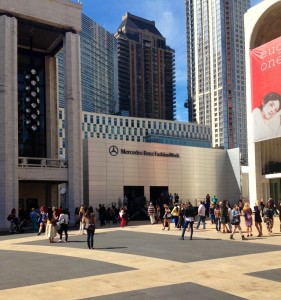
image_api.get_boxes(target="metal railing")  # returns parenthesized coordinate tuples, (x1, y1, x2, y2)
(18, 157, 67, 168)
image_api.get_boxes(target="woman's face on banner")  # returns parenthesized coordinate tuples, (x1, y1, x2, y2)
(262, 99, 280, 120)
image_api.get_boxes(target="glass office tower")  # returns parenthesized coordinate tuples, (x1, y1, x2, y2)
(186, 0, 250, 163)
(58, 13, 118, 114)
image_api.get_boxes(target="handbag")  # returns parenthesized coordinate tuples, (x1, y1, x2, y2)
(231, 216, 239, 225)
(166, 213, 172, 219)
(87, 224, 95, 232)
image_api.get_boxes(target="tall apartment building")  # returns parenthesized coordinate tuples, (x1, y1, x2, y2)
(186, 0, 250, 163)
(114, 12, 176, 120)
(58, 13, 118, 114)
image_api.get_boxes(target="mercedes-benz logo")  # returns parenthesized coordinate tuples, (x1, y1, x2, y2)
(109, 145, 118, 156)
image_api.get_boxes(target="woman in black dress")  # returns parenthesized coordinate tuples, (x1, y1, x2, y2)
(254, 201, 263, 237)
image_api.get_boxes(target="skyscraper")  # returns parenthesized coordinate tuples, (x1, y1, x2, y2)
(114, 12, 176, 120)
(186, 0, 250, 162)
(58, 13, 118, 114)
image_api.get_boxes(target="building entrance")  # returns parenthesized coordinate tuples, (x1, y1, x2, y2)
(150, 186, 169, 206)
(123, 186, 145, 210)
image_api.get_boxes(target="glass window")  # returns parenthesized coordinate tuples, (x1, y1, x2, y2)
(84, 114, 87, 123)
(120, 119, 123, 126)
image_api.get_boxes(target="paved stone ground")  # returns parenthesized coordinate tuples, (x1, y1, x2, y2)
(0, 219, 280, 299)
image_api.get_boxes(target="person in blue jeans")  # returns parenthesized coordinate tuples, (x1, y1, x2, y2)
(196, 201, 206, 229)
(84, 206, 96, 249)
(179, 202, 195, 240)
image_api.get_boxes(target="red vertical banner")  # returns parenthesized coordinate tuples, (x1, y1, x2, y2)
(250, 36, 281, 142)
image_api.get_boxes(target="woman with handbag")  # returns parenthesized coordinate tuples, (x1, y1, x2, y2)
(162, 204, 171, 230)
(230, 203, 246, 240)
(84, 206, 96, 249)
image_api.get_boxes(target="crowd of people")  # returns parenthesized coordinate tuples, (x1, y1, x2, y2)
(6, 195, 281, 249)
(146, 195, 281, 240)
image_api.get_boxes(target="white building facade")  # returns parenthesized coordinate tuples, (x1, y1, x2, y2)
(83, 138, 241, 209)
(245, 0, 281, 207)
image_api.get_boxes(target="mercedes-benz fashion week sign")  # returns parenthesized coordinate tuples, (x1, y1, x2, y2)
(109, 145, 180, 158)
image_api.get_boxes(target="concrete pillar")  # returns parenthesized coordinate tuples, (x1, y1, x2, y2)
(63, 32, 83, 222)
(0, 16, 18, 229)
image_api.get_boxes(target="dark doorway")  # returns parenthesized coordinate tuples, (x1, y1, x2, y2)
(150, 186, 169, 206)
(123, 186, 145, 210)
(26, 198, 39, 211)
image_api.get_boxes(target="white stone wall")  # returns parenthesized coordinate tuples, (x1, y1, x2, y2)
(0, 16, 18, 229)
(83, 138, 240, 209)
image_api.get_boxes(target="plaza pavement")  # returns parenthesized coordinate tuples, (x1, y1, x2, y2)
(0, 218, 280, 300)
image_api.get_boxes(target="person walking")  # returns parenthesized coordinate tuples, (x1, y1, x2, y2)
(162, 204, 172, 230)
(78, 205, 86, 235)
(243, 202, 253, 237)
(230, 203, 246, 240)
(196, 201, 206, 229)
(45, 207, 57, 243)
(57, 209, 69, 243)
(220, 200, 230, 233)
(30, 208, 39, 233)
(214, 204, 221, 232)
(147, 202, 156, 224)
(254, 201, 263, 237)
(37, 206, 47, 236)
(263, 201, 274, 235)
(171, 204, 180, 228)
(119, 207, 126, 228)
(179, 202, 195, 240)
(84, 206, 96, 249)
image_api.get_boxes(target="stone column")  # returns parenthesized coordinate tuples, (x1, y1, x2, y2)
(63, 32, 83, 222)
(0, 16, 18, 229)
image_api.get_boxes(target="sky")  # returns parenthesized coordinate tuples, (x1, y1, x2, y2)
(78, 0, 262, 121)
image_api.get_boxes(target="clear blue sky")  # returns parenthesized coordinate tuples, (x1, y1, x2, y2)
(79, 0, 262, 121)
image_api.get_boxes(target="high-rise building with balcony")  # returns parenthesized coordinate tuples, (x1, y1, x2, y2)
(114, 12, 176, 120)
(186, 0, 250, 162)
(58, 13, 118, 114)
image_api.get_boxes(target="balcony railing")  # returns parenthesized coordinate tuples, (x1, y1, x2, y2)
(18, 157, 67, 168)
